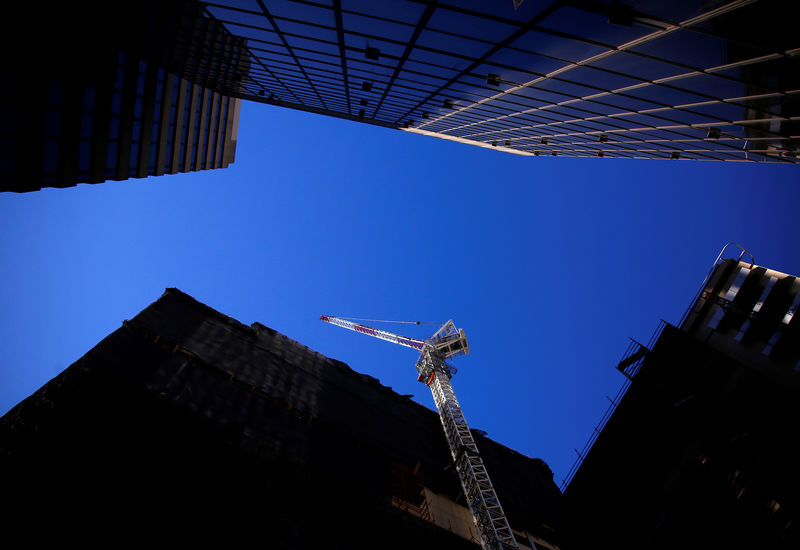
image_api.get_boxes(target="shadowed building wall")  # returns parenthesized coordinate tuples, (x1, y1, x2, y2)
(559, 258, 800, 549)
(0, 288, 561, 548)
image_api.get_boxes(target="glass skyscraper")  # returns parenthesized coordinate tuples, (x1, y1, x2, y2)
(203, 0, 798, 163)
(4, 0, 798, 194)
(1, 0, 247, 192)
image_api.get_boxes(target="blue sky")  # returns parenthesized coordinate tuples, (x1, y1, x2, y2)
(1, 100, 798, 487)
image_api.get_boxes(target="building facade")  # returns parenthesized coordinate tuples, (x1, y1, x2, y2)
(1, 0, 247, 192)
(0, 288, 561, 548)
(4, 0, 798, 193)
(559, 254, 800, 549)
(201, 0, 798, 163)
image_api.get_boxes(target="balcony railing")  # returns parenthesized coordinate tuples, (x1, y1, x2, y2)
(559, 320, 666, 492)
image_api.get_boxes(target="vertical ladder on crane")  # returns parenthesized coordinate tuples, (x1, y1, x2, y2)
(418, 348, 518, 550)
(320, 315, 518, 550)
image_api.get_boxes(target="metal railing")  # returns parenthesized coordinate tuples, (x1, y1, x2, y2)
(678, 242, 755, 327)
(560, 243, 758, 492)
(559, 320, 666, 492)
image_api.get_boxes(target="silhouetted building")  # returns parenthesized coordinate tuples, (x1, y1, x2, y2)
(1, 1, 247, 192)
(200, 0, 798, 162)
(0, 288, 561, 548)
(560, 256, 800, 549)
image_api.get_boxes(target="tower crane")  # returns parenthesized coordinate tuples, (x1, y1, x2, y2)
(320, 315, 519, 550)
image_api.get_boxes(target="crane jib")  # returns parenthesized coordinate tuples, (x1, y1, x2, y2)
(352, 324, 424, 349)
(398, 337, 424, 350)
(353, 324, 377, 337)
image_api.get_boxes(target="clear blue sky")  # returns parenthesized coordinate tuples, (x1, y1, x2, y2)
(1, 100, 798, 487)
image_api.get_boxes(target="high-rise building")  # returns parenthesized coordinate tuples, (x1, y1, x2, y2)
(1, 1, 247, 192)
(559, 251, 800, 549)
(199, 0, 799, 163)
(0, 288, 562, 548)
(4, 0, 798, 193)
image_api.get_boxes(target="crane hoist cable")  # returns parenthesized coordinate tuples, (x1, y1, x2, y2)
(336, 316, 441, 326)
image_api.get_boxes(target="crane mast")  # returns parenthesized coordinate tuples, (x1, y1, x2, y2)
(320, 315, 518, 550)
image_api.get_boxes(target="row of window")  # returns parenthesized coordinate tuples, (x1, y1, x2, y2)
(40, 54, 234, 184)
